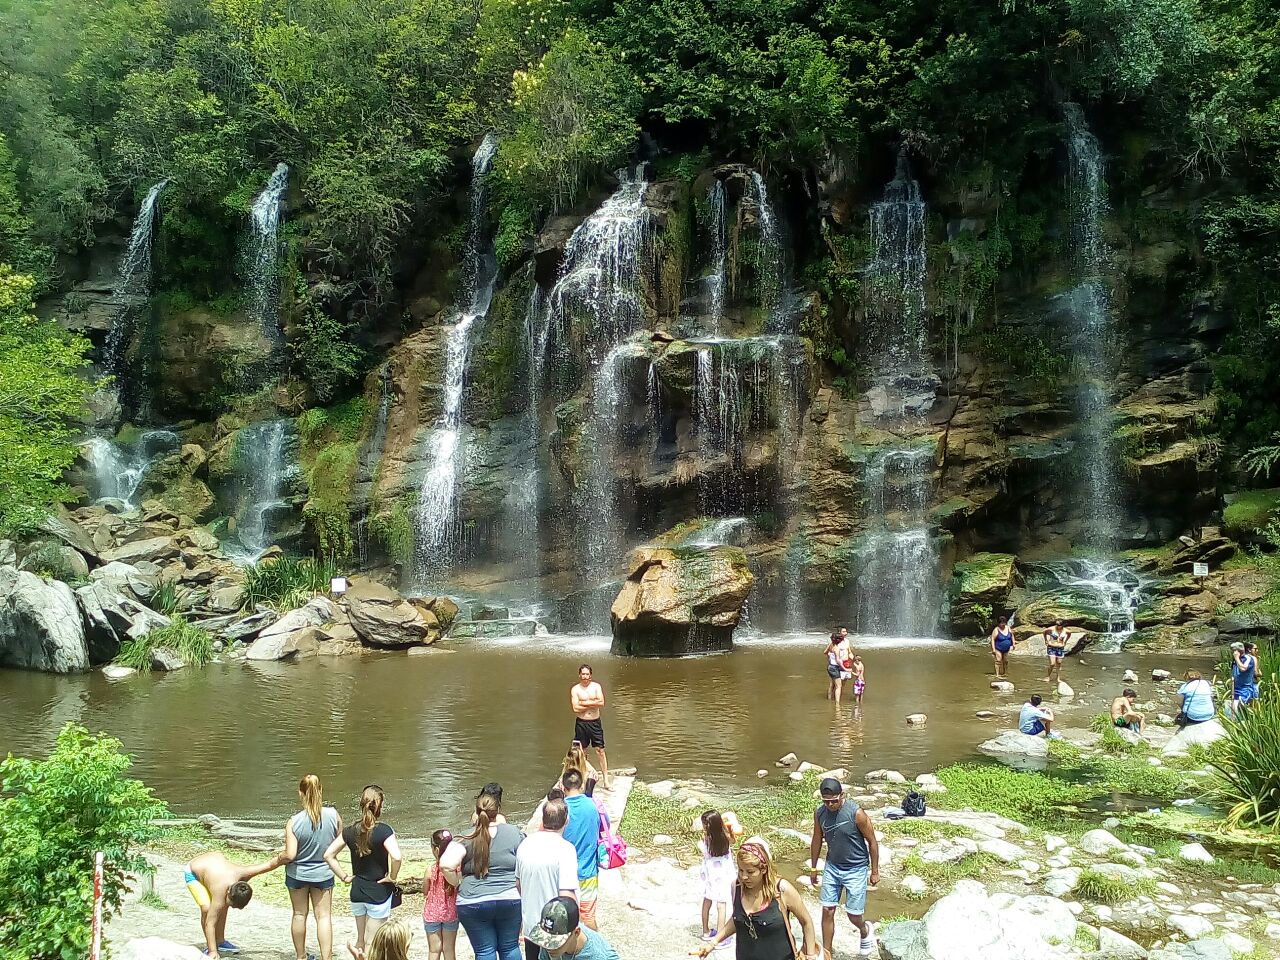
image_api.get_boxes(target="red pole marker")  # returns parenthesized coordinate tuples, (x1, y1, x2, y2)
(90, 851, 104, 960)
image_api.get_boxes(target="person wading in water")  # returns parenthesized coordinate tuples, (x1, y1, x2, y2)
(990, 616, 1015, 679)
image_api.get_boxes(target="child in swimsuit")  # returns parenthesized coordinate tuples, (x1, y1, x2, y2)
(851, 656, 866, 704)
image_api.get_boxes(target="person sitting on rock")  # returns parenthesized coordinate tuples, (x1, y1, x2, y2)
(1175, 670, 1215, 727)
(1018, 694, 1060, 740)
(1110, 689, 1146, 732)
(186, 849, 286, 956)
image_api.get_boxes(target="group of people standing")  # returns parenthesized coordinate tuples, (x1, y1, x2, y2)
(184, 665, 620, 960)
(823, 628, 865, 706)
(989, 617, 1079, 683)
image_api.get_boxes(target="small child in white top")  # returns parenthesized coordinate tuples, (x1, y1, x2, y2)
(698, 810, 735, 942)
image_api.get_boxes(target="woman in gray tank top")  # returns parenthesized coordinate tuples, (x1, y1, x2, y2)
(284, 774, 343, 960)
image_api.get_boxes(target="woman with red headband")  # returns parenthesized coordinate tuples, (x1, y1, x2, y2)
(693, 837, 820, 959)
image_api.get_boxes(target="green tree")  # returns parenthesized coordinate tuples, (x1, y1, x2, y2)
(0, 265, 95, 535)
(0, 724, 167, 959)
(495, 27, 640, 211)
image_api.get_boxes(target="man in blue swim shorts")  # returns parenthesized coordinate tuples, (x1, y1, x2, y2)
(809, 777, 880, 958)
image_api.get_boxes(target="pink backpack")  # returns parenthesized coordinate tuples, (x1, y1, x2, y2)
(595, 802, 628, 869)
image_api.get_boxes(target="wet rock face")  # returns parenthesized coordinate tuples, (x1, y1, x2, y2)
(610, 546, 754, 656)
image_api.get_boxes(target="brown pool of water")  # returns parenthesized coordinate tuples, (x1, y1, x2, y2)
(0, 633, 1213, 835)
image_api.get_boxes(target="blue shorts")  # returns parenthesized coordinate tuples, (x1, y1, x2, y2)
(1236, 686, 1258, 705)
(1022, 720, 1047, 736)
(424, 920, 459, 934)
(1047, 647, 1065, 659)
(286, 875, 335, 891)
(351, 894, 394, 919)
(820, 862, 869, 914)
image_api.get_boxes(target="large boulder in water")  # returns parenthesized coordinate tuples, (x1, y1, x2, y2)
(946, 552, 1018, 635)
(75, 579, 169, 663)
(610, 546, 754, 656)
(344, 578, 440, 648)
(0, 566, 89, 672)
(879, 880, 1076, 960)
(246, 596, 338, 661)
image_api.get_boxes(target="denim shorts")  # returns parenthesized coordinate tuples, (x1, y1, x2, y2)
(351, 894, 394, 919)
(820, 862, 869, 914)
(286, 875, 335, 891)
(424, 920, 460, 934)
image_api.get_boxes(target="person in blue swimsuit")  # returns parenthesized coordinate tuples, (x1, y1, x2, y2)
(1231, 642, 1261, 713)
(1041, 620, 1076, 685)
(989, 616, 1015, 679)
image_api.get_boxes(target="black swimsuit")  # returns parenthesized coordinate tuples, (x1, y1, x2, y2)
(732, 885, 795, 960)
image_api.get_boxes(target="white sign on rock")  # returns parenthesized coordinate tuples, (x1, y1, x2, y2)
(1193, 562, 1209, 577)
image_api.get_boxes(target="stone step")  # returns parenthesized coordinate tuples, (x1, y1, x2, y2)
(450, 618, 542, 639)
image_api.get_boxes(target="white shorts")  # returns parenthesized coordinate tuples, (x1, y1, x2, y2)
(351, 894, 394, 919)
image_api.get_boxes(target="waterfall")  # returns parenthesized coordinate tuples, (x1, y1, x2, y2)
(233, 419, 291, 558)
(854, 152, 940, 637)
(541, 170, 652, 573)
(746, 171, 789, 328)
(84, 429, 180, 505)
(103, 180, 169, 386)
(1063, 104, 1121, 549)
(507, 282, 546, 583)
(243, 163, 290, 344)
(359, 363, 393, 479)
(413, 134, 499, 582)
(704, 179, 727, 334)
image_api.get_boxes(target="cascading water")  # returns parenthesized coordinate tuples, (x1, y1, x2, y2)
(1063, 104, 1122, 549)
(1021, 559, 1146, 651)
(233, 420, 291, 559)
(360, 364, 393, 479)
(540, 170, 652, 573)
(414, 134, 499, 582)
(103, 180, 169, 403)
(854, 152, 940, 637)
(704, 179, 727, 334)
(84, 430, 180, 505)
(243, 163, 290, 345)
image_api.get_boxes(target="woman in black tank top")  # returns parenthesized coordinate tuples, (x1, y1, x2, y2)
(695, 840, 820, 960)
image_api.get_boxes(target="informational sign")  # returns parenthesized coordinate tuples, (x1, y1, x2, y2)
(330, 576, 349, 595)
(1192, 562, 1209, 577)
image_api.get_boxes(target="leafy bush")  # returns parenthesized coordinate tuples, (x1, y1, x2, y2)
(1211, 679, 1280, 831)
(242, 556, 337, 611)
(0, 724, 167, 958)
(114, 617, 214, 671)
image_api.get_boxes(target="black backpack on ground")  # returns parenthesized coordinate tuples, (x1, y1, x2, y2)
(902, 791, 927, 817)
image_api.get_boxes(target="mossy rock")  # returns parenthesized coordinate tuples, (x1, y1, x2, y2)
(947, 552, 1018, 634)
(1015, 588, 1111, 632)
(1223, 488, 1280, 543)
(157, 478, 218, 523)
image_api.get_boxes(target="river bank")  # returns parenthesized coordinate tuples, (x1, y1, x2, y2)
(111, 718, 1280, 960)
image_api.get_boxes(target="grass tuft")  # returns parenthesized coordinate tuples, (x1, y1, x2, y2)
(1211, 678, 1280, 831)
(1074, 867, 1154, 904)
(114, 617, 214, 671)
(242, 556, 337, 611)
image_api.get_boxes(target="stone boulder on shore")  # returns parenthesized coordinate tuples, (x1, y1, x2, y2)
(0, 565, 89, 672)
(245, 597, 340, 661)
(881, 880, 1076, 960)
(610, 546, 754, 656)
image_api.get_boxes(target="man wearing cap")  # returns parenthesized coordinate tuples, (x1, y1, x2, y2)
(810, 777, 879, 958)
(527, 896, 620, 959)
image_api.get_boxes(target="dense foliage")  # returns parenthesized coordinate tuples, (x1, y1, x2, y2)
(0, 0, 1276, 443)
(0, 724, 166, 959)
(0, 265, 95, 535)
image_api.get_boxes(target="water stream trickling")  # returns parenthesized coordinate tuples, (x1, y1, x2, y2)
(83, 430, 181, 505)
(540, 170, 653, 574)
(243, 163, 290, 346)
(232, 420, 292, 560)
(854, 152, 940, 637)
(704, 179, 728, 334)
(1022, 558, 1147, 651)
(104, 180, 169, 398)
(1063, 104, 1122, 550)
(413, 135, 499, 584)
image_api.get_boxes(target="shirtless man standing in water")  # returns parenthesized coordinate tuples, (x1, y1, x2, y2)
(571, 664, 609, 789)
